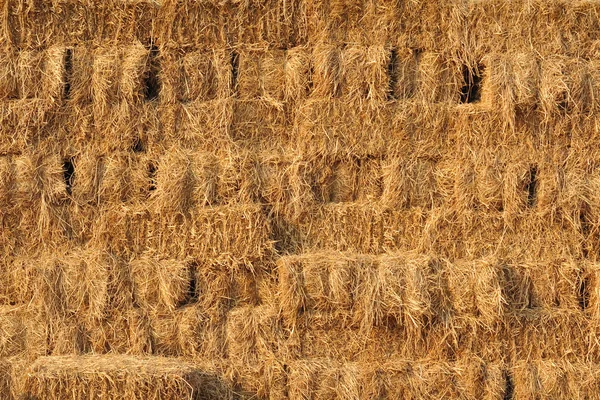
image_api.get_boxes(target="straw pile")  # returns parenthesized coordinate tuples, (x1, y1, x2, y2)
(1, 0, 600, 398)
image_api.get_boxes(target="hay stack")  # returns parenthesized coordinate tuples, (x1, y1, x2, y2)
(25, 355, 232, 400)
(2, 0, 600, 398)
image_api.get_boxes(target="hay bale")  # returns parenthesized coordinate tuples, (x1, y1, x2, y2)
(89, 309, 153, 356)
(236, 47, 311, 105)
(0, 46, 66, 101)
(512, 360, 585, 399)
(161, 99, 233, 151)
(34, 249, 116, 324)
(231, 99, 288, 149)
(159, 0, 303, 48)
(2, 0, 157, 48)
(295, 98, 395, 157)
(381, 156, 439, 210)
(446, 258, 505, 327)
(150, 305, 226, 359)
(226, 305, 287, 367)
(0, 99, 54, 152)
(277, 252, 436, 332)
(160, 49, 232, 104)
(0, 306, 34, 357)
(510, 308, 589, 361)
(415, 51, 462, 104)
(131, 255, 192, 313)
(339, 45, 390, 102)
(0, 256, 36, 306)
(275, 203, 426, 254)
(149, 148, 197, 215)
(306, 0, 399, 45)
(480, 53, 540, 127)
(158, 0, 226, 47)
(25, 355, 230, 400)
(93, 203, 273, 260)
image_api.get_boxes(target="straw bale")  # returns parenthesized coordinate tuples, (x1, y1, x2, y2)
(277, 252, 438, 333)
(84, 308, 153, 355)
(212, 149, 262, 205)
(0, 46, 66, 101)
(0, 306, 38, 357)
(468, 0, 600, 58)
(25, 354, 224, 400)
(233, 358, 288, 400)
(2, 0, 158, 48)
(237, 47, 311, 105)
(48, 318, 93, 356)
(305, 0, 399, 45)
(157, 0, 226, 48)
(295, 98, 395, 157)
(148, 148, 197, 215)
(287, 359, 345, 400)
(512, 360, 588, 399)
(0, 256, 36, 305)
(420, 208, 583, 261)
(339, 45, 390, 102)
(160, 99, 233, 151)
(310, 44, 390, 102)
(33, 249, 124, 326)
(0, 99, 55, 153)
(92, 203, 273, 260)
(388, 47, 420, 100)
(226, 0, 305, 48)
(131, 255, 192, 313)
(226, 305, 288, 367)
(160, 49, 232, 104)
(231, 99, 288, 149)
(275, 203, 426, 254)
(510, 308, 589, 361)
(381, 156, 439, 210)
(7, 153, 72, 248)
(415, 51, 462, 104)
(150, 305, 226, 359)
(89, 43, 149, 113)
(0, 359, 11, 399)
(0, 155, 13, 209)
(480, 53, 540, 127)
(159, 0, 304, 48)
(192, 258, 263, 316)
(447, 258, 505, 327)
(76, 151, 152, 206)
(256, 153, 313, 214)
(288, 359, 504, 400)
(306, 156, 383, 204)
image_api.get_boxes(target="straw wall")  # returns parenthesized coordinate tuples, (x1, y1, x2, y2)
(2, 0, 600, 398)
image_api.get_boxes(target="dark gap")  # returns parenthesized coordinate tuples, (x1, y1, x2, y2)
(578, 271, 590, 311)
(558, 91, 569, 112)
(63, 48, 73, 100)
(460, 64, 484, 104)
(187, 263, 198, 303)
(63, 158, 75, 195)
(307, 64, 315, 95)
(230, 51, 239, 96)
(580, 204, 592, 258)
(131, 137, 145, 153)
(148, 162, 157, 192)
(503, 370, 514, 400)
(387, 48, 399, 100)
(580, 203, 591, 237)
(526, 166, 538, 208)
(143, 44, 160, 101)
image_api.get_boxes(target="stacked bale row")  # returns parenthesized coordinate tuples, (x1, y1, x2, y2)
(1, 0, 600, 398)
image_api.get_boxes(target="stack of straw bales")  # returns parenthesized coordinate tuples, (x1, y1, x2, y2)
(1, 0, 600, 398)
